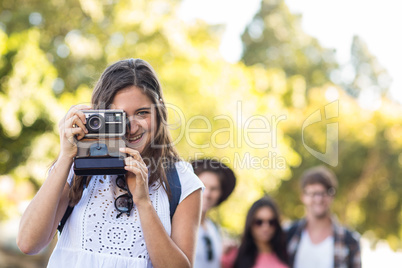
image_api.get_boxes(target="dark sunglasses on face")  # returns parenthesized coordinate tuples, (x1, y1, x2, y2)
(253, 218, 277, 227)
(114, 175, 133, 219)
(203, 235, 214, 261)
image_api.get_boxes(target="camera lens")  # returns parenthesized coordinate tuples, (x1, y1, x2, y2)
(87, 114, 105, 133)
(91, 118, 100, 128)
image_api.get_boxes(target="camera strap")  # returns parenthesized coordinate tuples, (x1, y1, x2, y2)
(58, 165, 182, 234)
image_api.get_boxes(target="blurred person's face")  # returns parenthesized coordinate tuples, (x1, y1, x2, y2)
(251, 206, 277, 244)
(112, 85, 157, 154)
(199, 171, 222, 213)
(302, 183, 334, 219)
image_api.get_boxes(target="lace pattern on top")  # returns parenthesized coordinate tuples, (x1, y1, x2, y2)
(81, 175, 159, 259)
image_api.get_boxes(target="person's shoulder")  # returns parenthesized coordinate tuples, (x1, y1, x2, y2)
(174, 161, 195, 174)
(173, 161, 204, 203)
(332, 216, 361, 245)
(284, 219, 303, 233)
(284, 218, 305, 245)
(174, 161, 199, 181)
(343, 226, 361, 245)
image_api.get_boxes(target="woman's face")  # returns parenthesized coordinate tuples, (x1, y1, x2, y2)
(112, 85, 157, 154)
(251, 206, 277, 244)
(198, 171, 222, 213)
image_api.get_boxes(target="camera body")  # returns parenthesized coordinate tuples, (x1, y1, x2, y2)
(74, 109, 128, 176)
(84, 110, 126, 138)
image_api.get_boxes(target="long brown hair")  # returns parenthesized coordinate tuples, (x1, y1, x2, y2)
(69, 58, 180, 205)
(233, 196, 288, 268)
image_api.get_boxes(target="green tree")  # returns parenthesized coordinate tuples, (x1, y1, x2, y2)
(344, 35, 391, 99)
(241, 0, 338, 91)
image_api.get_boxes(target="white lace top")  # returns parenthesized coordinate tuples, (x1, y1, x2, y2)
(47, 161, 204, 268)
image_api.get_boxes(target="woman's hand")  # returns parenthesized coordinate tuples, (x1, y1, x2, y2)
(58, 104, 91, 159)
(120, 147, 150, 206)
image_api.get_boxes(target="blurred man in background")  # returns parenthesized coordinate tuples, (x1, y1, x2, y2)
(286, 166, 361, 268)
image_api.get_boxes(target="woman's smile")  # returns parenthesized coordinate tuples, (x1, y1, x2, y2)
(128, 132, 145, 143)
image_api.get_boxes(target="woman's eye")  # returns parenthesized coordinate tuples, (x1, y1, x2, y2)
(137, 111, 149, 116)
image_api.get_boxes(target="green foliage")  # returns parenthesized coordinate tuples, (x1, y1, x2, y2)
(344, 36, 391, 98)
(241, 0, 338, 89)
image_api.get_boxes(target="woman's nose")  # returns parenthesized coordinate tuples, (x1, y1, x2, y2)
(127, 117, 139, 134)
(129, 122, 139, 134)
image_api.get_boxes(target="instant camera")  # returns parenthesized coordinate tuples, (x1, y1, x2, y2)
(73, 109, 128, 176)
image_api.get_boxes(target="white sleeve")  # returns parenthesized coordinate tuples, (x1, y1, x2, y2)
(66, 164, 74, 186)
(175, 161, 204, 204)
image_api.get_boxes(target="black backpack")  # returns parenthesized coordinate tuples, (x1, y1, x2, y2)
(58, 164, 181, 234)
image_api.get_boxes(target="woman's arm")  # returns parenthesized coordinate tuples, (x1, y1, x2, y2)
(137, 189, 202, 268)
(17, 156, 72, 254)
(17, 105, 89, 254)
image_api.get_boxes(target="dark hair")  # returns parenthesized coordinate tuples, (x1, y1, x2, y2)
(233, 196, 288, 268)
(191, 159, 236, 206)
(69, 58, 180, 205)
(300, 165, 338, 192)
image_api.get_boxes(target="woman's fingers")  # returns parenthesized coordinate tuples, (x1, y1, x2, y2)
(72, 126, 86, 141)
(67, 104, 91, 118)
(63, 105, 90, 129)
(119, 148, 150, 203)
(64, 115, 87, 141)
(120, 148, 147, 167)
(60, 105, 90, 133)
(60, 105, 90, 127)
(71, 115, 88, 134)
(124, 157, 148, 177)
(58, 104, 90, 158)
(64, 127, 85, 144)
(73, 110, 87, 127)
(124, 166, 144, 178)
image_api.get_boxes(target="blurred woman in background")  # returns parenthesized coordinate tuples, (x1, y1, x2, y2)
(222, 196, 288, 268)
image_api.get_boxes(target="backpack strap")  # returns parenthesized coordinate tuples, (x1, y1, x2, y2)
(58, 175, 87, 235)
(166, 163, 182, 222)
(57, 205, 74, 234)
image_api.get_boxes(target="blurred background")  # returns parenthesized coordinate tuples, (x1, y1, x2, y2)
(0, 0, 401, 267)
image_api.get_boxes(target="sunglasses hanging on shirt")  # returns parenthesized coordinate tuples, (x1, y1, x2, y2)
(114, 175, 133, 218)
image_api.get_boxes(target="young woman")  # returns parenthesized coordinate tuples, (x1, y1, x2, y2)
(17, 58, 204, 268)
(191, 159, 236, 268)
(222, 196, 288, 268)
